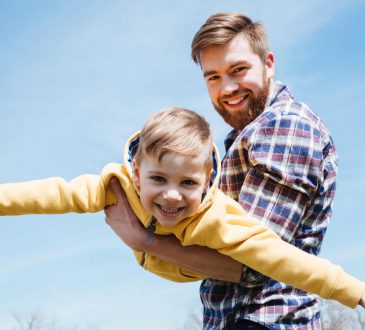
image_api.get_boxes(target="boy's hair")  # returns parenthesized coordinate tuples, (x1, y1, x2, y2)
(134, 107, 213, 171)
(191, 12, 269, 65)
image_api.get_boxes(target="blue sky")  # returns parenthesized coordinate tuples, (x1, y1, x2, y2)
(0, 1, 364, 329)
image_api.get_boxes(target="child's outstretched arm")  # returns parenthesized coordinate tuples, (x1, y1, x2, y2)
(0, 163, 141, 216)
(0, 175, 104, 215)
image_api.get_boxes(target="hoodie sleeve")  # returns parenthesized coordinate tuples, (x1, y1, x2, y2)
(179, 190, 365, 308)
(0, 163, 138, 216)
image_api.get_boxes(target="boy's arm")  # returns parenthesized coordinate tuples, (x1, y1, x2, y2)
(0, 163, 132, 215)
(105, 177, 242, 283)
(0, 175, 105, 215)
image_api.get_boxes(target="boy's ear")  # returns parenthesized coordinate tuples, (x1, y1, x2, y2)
(132, 158, 141, 188)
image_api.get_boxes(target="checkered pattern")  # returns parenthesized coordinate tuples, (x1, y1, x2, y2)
(201, 82, 338, 329)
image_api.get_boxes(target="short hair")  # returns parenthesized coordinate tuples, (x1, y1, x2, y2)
(191, 12, 269, 65)
(134, 107, 213, 172)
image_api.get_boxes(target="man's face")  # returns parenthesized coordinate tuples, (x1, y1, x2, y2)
(132, 152, 210, 228)
(200, 34, 274, 130)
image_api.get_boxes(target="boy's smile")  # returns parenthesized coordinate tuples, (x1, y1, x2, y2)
(132, 152, 211, 227)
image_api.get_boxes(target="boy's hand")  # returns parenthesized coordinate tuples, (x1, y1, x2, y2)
(104, 177, 148, 251)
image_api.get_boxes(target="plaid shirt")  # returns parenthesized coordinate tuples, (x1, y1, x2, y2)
(200, 81, 338, 330)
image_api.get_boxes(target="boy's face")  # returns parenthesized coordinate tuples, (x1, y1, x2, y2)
(133, 152, 211, 227)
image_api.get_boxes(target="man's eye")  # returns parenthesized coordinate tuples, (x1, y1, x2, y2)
(151, 176, 165, 182)
(208, 75, 219, 81)
(233, 67, 247, 73)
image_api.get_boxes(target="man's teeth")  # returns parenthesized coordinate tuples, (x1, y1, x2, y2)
(161, 206, 179, 213)
(227, 97, 244, 105)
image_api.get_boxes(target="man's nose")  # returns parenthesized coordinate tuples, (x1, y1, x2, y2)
(162, 189, 182, 202)
(221, 76, 239, 95)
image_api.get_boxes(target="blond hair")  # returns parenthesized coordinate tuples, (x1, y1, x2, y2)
(134, 107, 213, 171)
(191, 12, 269, 65)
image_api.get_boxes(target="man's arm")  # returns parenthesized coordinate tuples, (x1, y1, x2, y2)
(104, 177, 242, 283)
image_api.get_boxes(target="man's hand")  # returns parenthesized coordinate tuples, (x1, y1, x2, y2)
(104, 177, 148, 251)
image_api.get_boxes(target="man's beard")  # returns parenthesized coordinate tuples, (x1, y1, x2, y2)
(213, 77, 270, 131)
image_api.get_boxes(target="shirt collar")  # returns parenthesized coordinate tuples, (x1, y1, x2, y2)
(267, 80, 294, 107)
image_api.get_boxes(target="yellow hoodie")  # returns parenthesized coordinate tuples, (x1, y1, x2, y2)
(0, 132, 364, 308)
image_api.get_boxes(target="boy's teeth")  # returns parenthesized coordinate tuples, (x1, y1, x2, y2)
(161, 206, 179, 213)
(227, 97, 243, 105)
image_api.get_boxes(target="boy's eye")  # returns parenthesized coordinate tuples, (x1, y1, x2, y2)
(151, 176, 165, 182)
(182, 179, 197, 186)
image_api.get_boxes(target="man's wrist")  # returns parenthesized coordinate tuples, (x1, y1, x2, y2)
(122, 227, 149, 252)
(139, 232, 171, 255)
(140, 232, 159, 253)
(132, 233, 152, 253)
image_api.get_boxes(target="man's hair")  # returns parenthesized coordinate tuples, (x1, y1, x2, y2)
(134, 107, 213, 171)
(191, 12, 269, 65)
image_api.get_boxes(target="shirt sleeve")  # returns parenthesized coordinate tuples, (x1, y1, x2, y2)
(240, 111, 325, 244)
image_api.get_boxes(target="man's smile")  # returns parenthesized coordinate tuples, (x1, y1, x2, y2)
(223, 94, 249, 107)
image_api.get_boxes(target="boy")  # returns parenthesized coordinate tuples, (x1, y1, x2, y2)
(1, 107, 364, 308)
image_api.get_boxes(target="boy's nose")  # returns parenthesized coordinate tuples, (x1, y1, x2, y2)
(162, 189, 182, 202)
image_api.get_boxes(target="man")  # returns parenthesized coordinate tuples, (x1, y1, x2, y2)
(105, 13, 338, 329)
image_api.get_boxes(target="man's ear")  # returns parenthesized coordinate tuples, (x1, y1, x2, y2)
(266, 52, 275, 79)
(132, 158, 141, 188)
